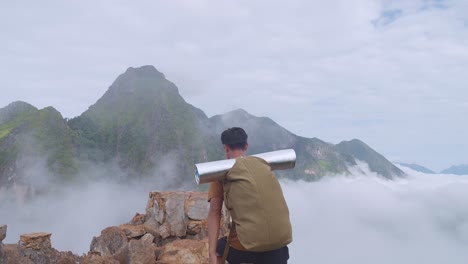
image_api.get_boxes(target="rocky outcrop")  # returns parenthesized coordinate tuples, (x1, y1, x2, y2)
(157, 239, 209, 264)
(2, 230, 80, 264)
(88, 191, 229, 264)
(1, 191, 228, 264)
(0, 225, 6, 264)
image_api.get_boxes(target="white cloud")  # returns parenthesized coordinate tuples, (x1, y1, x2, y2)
(1, 163, 467, 263)
(284, 166, 468, 264)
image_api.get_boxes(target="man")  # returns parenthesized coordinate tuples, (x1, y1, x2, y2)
(208, 127, 291, 264)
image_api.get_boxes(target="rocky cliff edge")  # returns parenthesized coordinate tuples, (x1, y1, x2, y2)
(0, 191, 230, 264)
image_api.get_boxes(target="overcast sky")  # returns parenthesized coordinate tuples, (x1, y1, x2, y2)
(1, 0, 467, 171)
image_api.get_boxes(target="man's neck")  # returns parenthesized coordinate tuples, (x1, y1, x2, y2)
(228, 150, 246, 159)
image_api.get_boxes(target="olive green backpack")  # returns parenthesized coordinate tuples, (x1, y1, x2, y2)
(223, 156, 292, 252)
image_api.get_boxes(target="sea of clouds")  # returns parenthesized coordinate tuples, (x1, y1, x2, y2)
(1, 164, 468, 263)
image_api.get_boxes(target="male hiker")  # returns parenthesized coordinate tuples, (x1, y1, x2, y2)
(208, 127, 292, 264)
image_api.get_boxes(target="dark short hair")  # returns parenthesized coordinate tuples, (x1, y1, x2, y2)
(221, 127, 248, 150)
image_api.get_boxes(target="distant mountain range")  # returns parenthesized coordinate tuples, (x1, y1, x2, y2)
(440, 164, 468, 175)
(396, 163, 435, 174)
(0, 65, 405, 187)
(396, 162, 468, 175)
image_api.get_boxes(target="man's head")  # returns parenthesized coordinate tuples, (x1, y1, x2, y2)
(221, 127, 248, 159)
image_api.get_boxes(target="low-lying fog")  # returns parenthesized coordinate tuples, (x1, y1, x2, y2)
(1, 165, 467, 263)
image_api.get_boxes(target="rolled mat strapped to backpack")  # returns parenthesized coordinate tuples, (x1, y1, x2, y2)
(223, 156, 292, 252)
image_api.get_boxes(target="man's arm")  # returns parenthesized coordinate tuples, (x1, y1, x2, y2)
(208, 197, 223, 264)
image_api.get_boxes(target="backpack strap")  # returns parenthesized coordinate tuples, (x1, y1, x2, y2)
(221, 222, 235, 264)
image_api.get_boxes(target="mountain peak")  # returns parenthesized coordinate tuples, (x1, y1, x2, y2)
(441, 164, 468, 175)
(124, 65, 165, 79)
(99, 65, 178, 101)
(0, 101, 38, 124)
(227, 108, 250, 116)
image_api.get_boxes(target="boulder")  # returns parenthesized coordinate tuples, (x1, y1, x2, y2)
(0, 225, 5, 264)
(120, 224, 146, 238)
(90, 227, 128, 257)
(146, 192, 165, 224)
(0, 225, 6, 242)
(0, 243, 5, 264)
(186, 220, 208, 239)
(141, 234, 155, 244)
(157, 239, 208, 264)
(19, 232, 52, 252)
(3, 244, 32, 264)
(112, 237, 155, 264)
(143, 218, 161, 242)
(157, 223, 171, 239)
(127, 239, 155, 264)
(186, 193, 209, 220)
(81, 252, 119, 264)
(163, 192, 187, 237)
(3, 233, 81, 264)
(129, 213, 146, 225)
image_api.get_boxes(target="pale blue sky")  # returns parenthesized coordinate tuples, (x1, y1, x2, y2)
(1, 0, 467, 171)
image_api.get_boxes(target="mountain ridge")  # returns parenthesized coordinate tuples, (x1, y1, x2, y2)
(0, 65, 405, 186)
(396, 162, 435, 174)
(440, 164, 468, 175)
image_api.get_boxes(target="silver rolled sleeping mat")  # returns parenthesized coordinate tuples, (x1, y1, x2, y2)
(194, 149, 296, 184)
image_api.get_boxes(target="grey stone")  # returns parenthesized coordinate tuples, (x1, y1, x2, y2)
(148, 197, 165, 224)
(0, 225, 6, 242)
(158, 224, 171, 239)
(127, 239, 154, 264)
(187, 195, 209, 220)
(143, 218, 161, 241)
(0, 243, 5, 264)
(165, 193, 187, 237)
(141, 233, 155, 244)
(90, 227, 128, 257)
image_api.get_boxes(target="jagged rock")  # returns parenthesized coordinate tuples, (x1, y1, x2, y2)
(158, 224, 171, 239)
(112, 238, 155, 264)
(120, 224, 146, 238)
(0, 244, 5, 264)
(141, 234, 155, 244)
(153, 245, 162, 261)
(165, 192, 188, 237)
(157, 239, 208, 264)
(147, 192, 189, 237)
(20, 232, 52, 252)
(3, 244, 32, 264)
(0, 225, 5, 264)
(90, 227, 128, 257)
(0, 225, 6, 242)
(2, 191, 224, 264)
(143, 191, 223, 243)
(187, 221, 202, 235)
(187, 193, 209, 220)
(186, 220, 208, 239)
(146, 193, 165, 224)
(3, 243, 80, 264)
(129, 213, 146, 225)
(81, 252, 119, 264)
(143, 218, 161, 242)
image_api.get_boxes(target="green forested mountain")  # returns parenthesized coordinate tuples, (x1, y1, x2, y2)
(0, 102, 76, 185)
(209, 109, 404, 180)
(68, 66, 222, 182)
(0, 65, 404, 186)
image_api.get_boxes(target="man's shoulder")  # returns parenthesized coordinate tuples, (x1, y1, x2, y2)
(208, 180, 224, 202)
